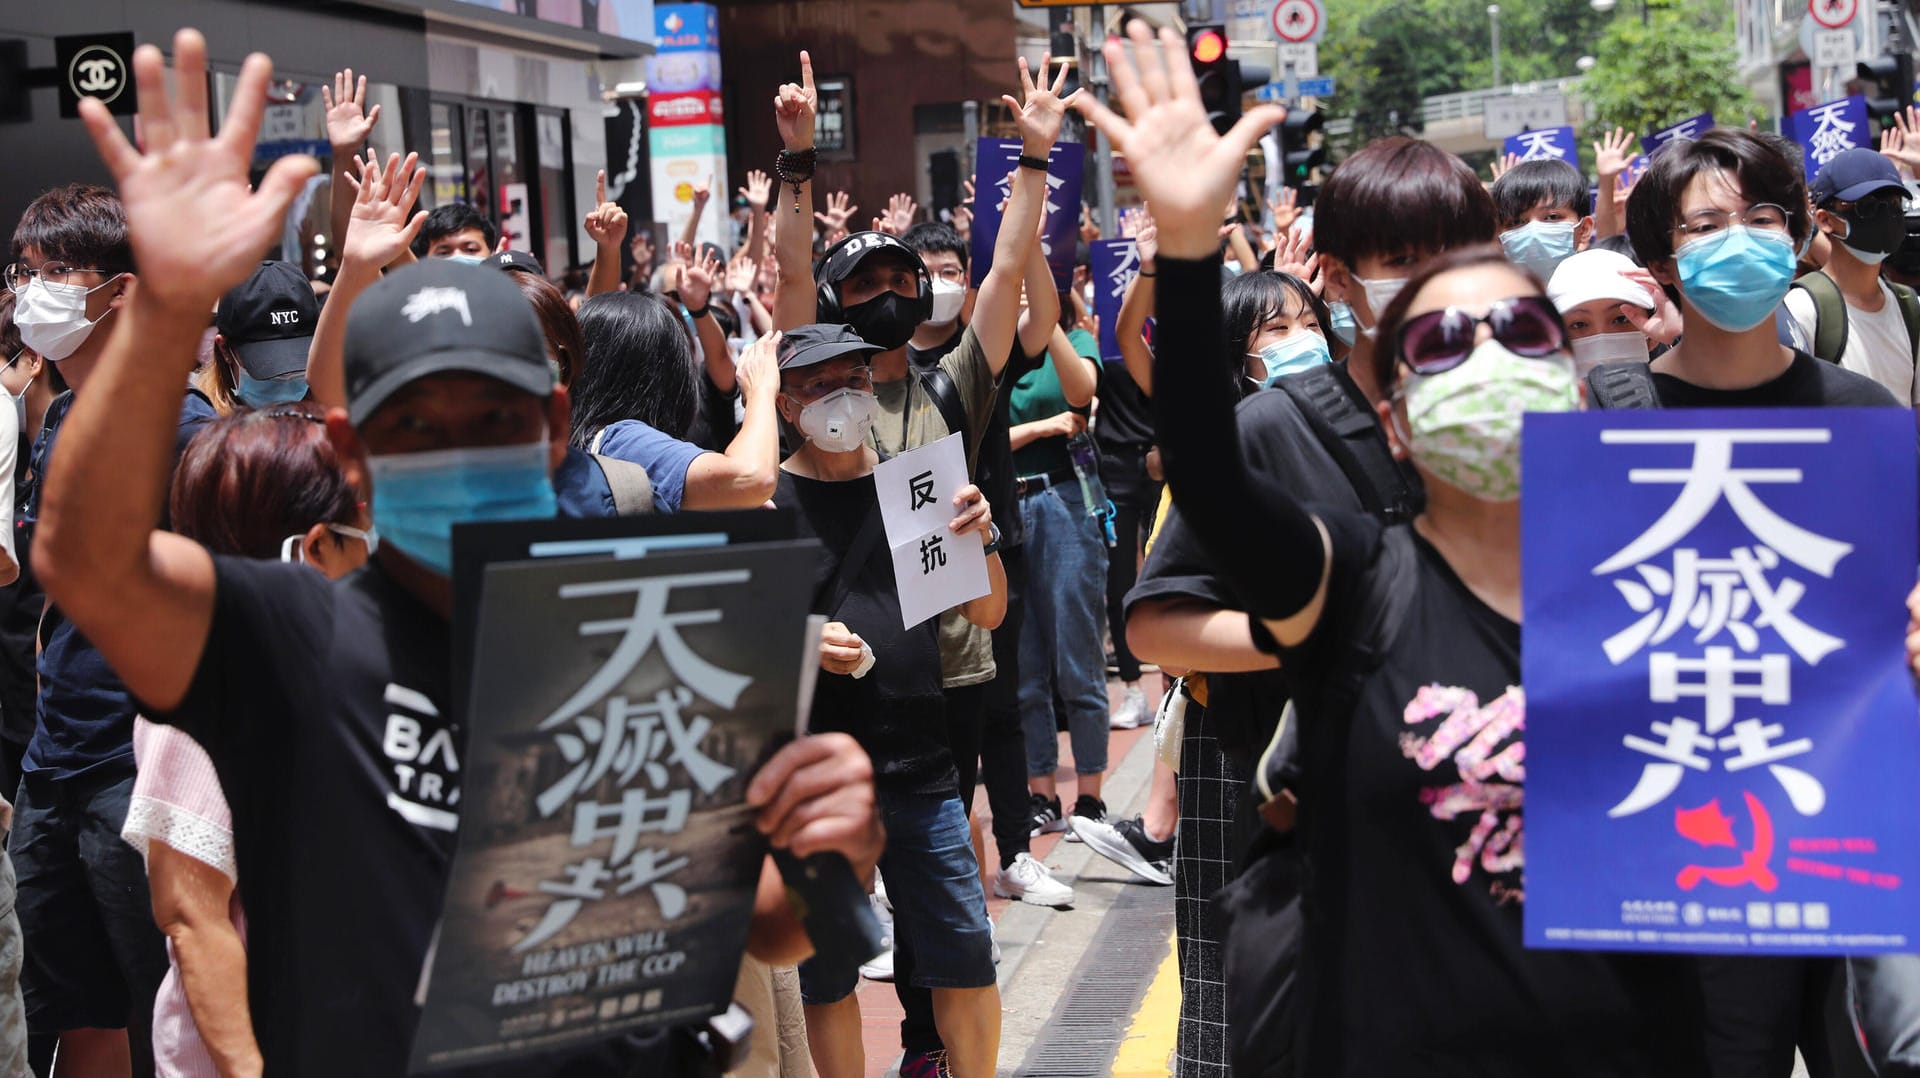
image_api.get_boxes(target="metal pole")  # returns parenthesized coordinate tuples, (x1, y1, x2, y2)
(962, 100, 979, 186)
(1090, 4, 1118, 237)
(1489, 4, 1501, 88)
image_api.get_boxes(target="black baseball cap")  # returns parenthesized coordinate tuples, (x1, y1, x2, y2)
(215, 261, 319, 380)
(777, 324, 886, 371)
(814, 231, 928, 287)
(1811, 148, 1908, 206)
(491, 249, 547, 276)
(342, 260, 550, 426)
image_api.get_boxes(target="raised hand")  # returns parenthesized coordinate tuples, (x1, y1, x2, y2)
(1269, 186, 1301, 234)
(739, 168, 773, 210)
(1081, 203, 1102, 242)
(1593, 126, 1640, 180)
(691, 174, 713, 212)
(1491, 151, 1520, 182)
(884, 192, 918, 233)
(773, 50, 818, 152)
(1620, 267, 1683, 347)
(584, 169, 630, 248)
(1883, 108, 1920, 175)
(1005, 54, 1082, 157)
(814, 190, 857, 241)
(725, 252, 758, 295)
(1071, 24, 1283, 259)
(322, 68, 380, 151)
(1274, 227, 1321, 295)
(1132, 204, 1159, 266)
(735, 330, 780, 404)
(670, 239, 696, 268)
(342, 149, 427, 271)
(79, 29, 319, 310)
(679, 244, 722, 311)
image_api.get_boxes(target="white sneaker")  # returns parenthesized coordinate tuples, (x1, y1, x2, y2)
(991, 924, 1002, 964)
(861, 887, 896, 981)
(859, 943, 895, 982)
(992, 852, 1076, 908)
(1110, 685, 1151, 729)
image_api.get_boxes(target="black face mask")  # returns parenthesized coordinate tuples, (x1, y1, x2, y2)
(1835, 200, 1909, 257)
(843, 290, 923, 351)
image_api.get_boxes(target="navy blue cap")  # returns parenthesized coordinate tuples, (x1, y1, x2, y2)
(491, 249, 547, 277)
(1812, 148, 1908, 205)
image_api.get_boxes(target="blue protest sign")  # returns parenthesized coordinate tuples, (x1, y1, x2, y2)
(1789, 96, 1871, 188)
(968, 139, 1087, 292)
(1090, 239, 1140, 363)
(1523, 408, 1920, 956)
(1618, 152, 1651, 191)
(1642, 112, 1715, 156)
(1504, 125, 1577, 164)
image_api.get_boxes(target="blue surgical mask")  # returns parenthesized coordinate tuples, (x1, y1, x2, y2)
(1328, 302, 1358, 346)
(446, 254, 487, 266)
(367, 441, 557, 576)
(1500, 220, 1578, 281)
(1674, 227, 1796, 332)
(1253, 332, 1332, 385)
(235, 370, 309, 410)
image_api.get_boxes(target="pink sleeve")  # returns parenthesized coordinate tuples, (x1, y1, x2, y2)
(123, 717, 237, 884)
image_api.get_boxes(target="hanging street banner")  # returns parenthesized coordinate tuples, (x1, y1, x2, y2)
(1522, 408, 1920, 956)
(411, 540, 817, 1071)
(969, 138, 1086, 292)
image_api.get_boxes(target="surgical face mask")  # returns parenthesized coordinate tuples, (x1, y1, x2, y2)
(2, 352, 28, 435)
(842, 290, 924, 351)
(1253, 332, 1332, 385)
(15, 275, 122, 361)
(1674, 227, 1796, 332)
(1351, 274, 1406, 334)
(1500, 220, 1579, 281)
(367, 441, 557, 576)
(795, 388, 879, 454)
(927, 278, 965, 325)
(445, 253, 487, 266)
(1399, 341, 1580, 502)
(1569, 330, 1651, 376)
(235, 370, 310, 410)
(1328, 302, 1358, 346)
(280, 524, 379, 564)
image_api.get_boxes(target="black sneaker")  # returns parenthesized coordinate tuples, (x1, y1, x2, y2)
(1064, 794, 1105, 843)
(1075, 814, 1174, 885)
(1027, 793, 1067, 837)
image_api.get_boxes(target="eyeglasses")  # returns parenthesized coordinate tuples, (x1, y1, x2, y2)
(1395, 295, 1568, 376)
(784, 365, 875, 404)
(1670, 203, 1793, 245)
(1829, 193, 1911, 221)
(931, 266, 967, 284)
(3, 262, 110, 295)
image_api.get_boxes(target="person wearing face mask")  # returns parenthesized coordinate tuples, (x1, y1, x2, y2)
(198, 260, 317, 415)
(1783, 149, 1920, 403)
(411, 201, 498, 263)
(1490, 159, 1595, 284)
(766, 325, 1007, 1078)
(0, 295, 63, 808)
(902, 222, 974, 366)
(39, 41, 888, 1074)
(1546, 248, 1666, 376)
(1075, 33, 1720, 1071)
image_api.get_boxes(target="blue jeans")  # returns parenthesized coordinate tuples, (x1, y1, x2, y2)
(1017, 479, 1111, 779)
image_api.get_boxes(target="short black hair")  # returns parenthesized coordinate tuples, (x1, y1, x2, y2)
(902, 222, 968, 269)
(411, 203, 498, 257)
(1490, 159, 1592, 226)
(1626, 128, 1808, 268)
(1223, 270, 1329, 397)
(1315, 138, 1497, 270)
(12, 184, 131, 274)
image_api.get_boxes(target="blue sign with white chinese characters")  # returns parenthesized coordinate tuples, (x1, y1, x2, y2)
(1522, 408, 1920, 956)
(1643, 112, 1716, 156)
(969, 138, 1086, 292)
(1091, 239, 1139, 363)
(1788, 96, 1871, 191)
(1295, 76, 1335, 98)
(1504, 125, 1577, 164)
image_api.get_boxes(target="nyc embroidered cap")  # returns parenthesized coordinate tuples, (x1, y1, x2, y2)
(490, 249, 548, 277)
(215, 260, 320, 380)
(342, 259, 551, 426)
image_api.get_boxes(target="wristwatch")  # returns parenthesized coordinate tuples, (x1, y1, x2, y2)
(982, 521, 1003, 557)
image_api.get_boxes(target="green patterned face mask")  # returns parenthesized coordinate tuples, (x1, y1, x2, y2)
(1401, 341, 1579, 502)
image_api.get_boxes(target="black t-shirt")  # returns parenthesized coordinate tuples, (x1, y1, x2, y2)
(26, 389, 215, 779)
(1651, 349, 1898, 407)
(776, 469, 954, 798)
(1092, 358, 1154, 452)
(1285, 513, 1706, 1076)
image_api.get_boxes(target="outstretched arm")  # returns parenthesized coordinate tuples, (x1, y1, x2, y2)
(771, 52, 822, 331)
(308, 149, 427, 411)
(584, 169, 632, 298)
(323, 68, 381, 281)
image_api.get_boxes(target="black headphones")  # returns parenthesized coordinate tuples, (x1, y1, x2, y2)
(813, 231, 934, 324)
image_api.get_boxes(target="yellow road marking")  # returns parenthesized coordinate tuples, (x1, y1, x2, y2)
(1111, 933, 1180, 1077)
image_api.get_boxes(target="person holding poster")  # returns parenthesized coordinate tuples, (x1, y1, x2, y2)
(766, 324, 1007, 1078)
(30, 33, 886, 1076)
(1074, 24, 1714, 1073)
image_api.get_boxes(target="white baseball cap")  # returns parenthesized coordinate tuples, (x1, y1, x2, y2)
(1546, 248, 1655, 315)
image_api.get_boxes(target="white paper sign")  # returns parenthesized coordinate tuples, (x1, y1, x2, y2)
(872, 434, 991, 629)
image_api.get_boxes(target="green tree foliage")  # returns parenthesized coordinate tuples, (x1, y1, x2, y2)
(1580, 0, 1758, 134)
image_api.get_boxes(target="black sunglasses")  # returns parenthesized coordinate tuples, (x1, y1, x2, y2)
(1395, 295, 1568, 376)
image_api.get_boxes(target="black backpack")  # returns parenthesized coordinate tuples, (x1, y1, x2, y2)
(1271, 363, 1420, 523)
(1584, 361, 1663, 410)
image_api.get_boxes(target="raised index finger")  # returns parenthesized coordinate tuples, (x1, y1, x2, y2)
(596, 168, 606, 205)
(799, 50, 815, 95)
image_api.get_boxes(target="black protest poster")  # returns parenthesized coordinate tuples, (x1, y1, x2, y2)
(410, 540, 818, 1072)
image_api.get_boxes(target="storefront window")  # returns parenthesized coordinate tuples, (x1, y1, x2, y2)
(537, 110, 573, 276)
(428, 101, 469, 209)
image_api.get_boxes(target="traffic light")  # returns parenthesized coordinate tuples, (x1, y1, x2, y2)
(1859, 52, 1916, 128)
(1277, 107, 1326, 185)
(1188, 23, 1241, 135)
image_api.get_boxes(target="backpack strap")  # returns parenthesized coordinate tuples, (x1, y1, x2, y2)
(814, 505, 887, 618)
(1792, 270, 1850, 364)
(590, 454, 655, 515)
(1892, 282, 1920, 365)
(917, 365, 975, 467)
(1583, 361, 1662, 410)
(1274, 364, 1415, 523)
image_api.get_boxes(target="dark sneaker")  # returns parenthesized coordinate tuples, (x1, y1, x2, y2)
(1075, 814, 1174, 885)
(1028, 792, 1067, 837)
(1064, 794, 1106, 843)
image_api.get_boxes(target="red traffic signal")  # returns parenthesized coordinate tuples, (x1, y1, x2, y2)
(1191, 28, 1227, 64)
